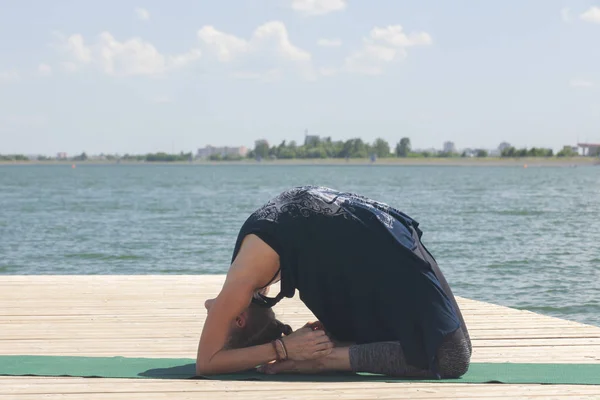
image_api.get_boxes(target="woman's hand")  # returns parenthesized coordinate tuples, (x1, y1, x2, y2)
(258, 346, 351, 375)
(281, 326, 333, 360)
(302, 321, 324, 331)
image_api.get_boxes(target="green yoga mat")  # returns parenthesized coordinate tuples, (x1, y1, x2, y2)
(1, 356, 599, 385)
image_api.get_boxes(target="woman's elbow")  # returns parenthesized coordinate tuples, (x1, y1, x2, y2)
(195, 358, 213, 376)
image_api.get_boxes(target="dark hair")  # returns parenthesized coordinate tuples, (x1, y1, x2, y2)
(225, 303, 293, 349)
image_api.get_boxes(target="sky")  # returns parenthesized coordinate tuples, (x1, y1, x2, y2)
(0, 0, 599, 156)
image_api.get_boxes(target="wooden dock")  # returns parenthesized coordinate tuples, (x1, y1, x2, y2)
(1, 275, 600, 399)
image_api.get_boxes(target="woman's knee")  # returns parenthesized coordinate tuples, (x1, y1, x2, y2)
(436, 330, 471, 378)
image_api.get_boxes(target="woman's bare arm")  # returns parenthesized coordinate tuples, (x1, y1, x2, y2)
(196, 234, 280, 375)
(196, 234, 334, 375)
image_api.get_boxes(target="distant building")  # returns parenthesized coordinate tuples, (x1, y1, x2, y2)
(56, 152, 68, 159)
(578, 143, 600, 157)
(443, 141, 456, 154)
(196, 145, 248, 159)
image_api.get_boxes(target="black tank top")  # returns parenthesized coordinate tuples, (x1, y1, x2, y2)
(230, 186, 460, 372)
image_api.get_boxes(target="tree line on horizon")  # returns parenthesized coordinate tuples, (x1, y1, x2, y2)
(0, 152, 195, 163)
(243, 137, 580, 160)
(0, 137, 583, 162)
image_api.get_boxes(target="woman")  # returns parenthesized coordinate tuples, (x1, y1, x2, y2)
(196, 186, 471, 378)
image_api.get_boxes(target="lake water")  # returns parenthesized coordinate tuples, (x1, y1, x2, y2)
(1, 164, 599, 327)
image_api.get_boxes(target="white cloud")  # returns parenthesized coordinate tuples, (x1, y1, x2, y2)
(317, 38, 342, 47)
(54, 23, 311, 80)
(570, 79, 594, 88)
(197, 21, 313, 79)
(198, 21, 310, 62)
(97, 32, 166, 76)
(561, 7, 573, 23)
(168, 49, 202, 69)
(56, 32, 201, 77)
(344, 25, 432, 75)
(135, 7, 150, 21)
(65, 34, 92, 64)
(369, 25, 432, 47)
(345, 44, 400, 75)
(0, 69, 19, 84)
(580, 6, 600, 23)
(291, 0, 346, 16)
(197, 26, 249, 62)
(37, 63, 52, 77)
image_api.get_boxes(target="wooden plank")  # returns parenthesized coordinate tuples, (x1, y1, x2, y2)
(1, 275, 599, 399)
(2, 379, 600, 397)
(1, 388, 600, 399)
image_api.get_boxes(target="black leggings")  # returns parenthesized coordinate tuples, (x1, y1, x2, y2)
(348, 257, 472, 378)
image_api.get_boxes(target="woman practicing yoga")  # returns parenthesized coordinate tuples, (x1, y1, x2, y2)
(196, 186, 471, 378)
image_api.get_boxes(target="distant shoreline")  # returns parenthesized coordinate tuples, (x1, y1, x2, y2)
(0, 157, 598, 167)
